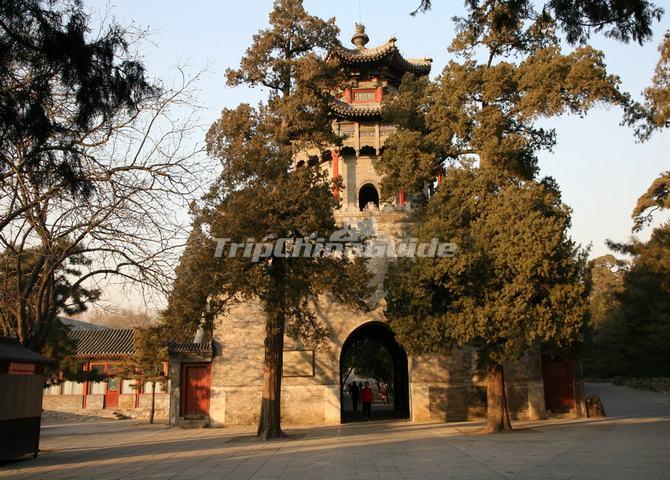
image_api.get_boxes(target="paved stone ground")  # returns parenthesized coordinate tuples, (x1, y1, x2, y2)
(1, 383, 669, 480)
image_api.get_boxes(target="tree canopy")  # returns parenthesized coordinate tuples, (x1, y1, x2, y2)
(0, 0, 154, 199)
(1, 0, 205, 357)
(163, 0, 373, 440)
(411, 0, 663, 45)
(376, 2, 625, 198)
(586, 228, 670, 378)
(385, 165, 590, 432)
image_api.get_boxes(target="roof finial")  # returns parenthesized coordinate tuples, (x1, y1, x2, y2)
(351, 23, 369, 49)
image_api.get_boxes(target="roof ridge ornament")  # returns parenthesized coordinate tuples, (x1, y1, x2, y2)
(351, 23, 369, 49)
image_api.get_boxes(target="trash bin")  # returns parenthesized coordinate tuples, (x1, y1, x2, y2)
(0, 337, 53, 459)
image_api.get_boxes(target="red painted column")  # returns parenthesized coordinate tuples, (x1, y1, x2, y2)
(82, 361, 90, 409)
(332, 149, 340, 200)
(375, 86, 383, 102)
(398, 189, 405, 208)
(437, 174, 443, 186)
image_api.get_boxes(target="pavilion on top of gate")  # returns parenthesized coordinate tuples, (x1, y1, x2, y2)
(294, 24, 433, 211)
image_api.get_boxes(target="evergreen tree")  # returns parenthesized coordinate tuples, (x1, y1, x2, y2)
(582, 254, 627, 378)
(0, 243, 100, 345)
(121, 325, 168, 424)
(631, 171, 670, 231)
(627, 30, 670, 140)
(603, 228, 670, 377)
(341, 338, 394, 389)
(377, 3, 625, 197)
(1, 0, 202, 358)
(385, 165, 590, 433)
(174, 0, 372, 440)
(0, 0, 154, 205)
(161, 214, 227, 342)
(411, 0, 663, 45)
(375, 0, 628, 434)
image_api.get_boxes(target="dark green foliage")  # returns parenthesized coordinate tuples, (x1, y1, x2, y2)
(631, 171, 670, 232)
(160, 215, 226, 342)
(582, 254, 626, 377)
(411, 0, 663, 45)
(626, 32, 670, 140)
(377, 3, 624, 198)
(164, 0, 373, 439)
(587, 229, 670, 378)
(0, 243, 100, 351)
(385, 165, 590, 367)
(384, 165, 590, 432)
(0, 0, 154, 196)
(610, 229, 670, 376)
(341, 338, 394, 387)
(41, 319, 106, 384)
(201, 103, 372, 345)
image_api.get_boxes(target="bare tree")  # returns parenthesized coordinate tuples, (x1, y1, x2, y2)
(0, 68, 210, 351)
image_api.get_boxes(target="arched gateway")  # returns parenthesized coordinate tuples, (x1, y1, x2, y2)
(169, 24, 579, 428)
(340, 322, 409, 422)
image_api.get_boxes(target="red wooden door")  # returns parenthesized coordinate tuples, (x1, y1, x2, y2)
(105, 376, 120, 408)
(182, 364, 211, 417)
(542, 356, 575, 412)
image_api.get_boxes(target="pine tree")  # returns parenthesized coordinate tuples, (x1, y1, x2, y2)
(375, 0, 627, 433)
(411, 0, 663, 45)
(0, 0, 154, 201)
(377, 4, 625, 197)
(385, 165, 590, 433)
(121, 325, 168, 424)
(174, 0, 372, 440)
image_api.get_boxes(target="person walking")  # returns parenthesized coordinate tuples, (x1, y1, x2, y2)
(350, 381, 360, 412)
(361, 381, 373, 420)
(380, 382, 388, 405)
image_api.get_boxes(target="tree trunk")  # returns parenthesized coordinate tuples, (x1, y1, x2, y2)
(485, 363, 513, 433)
(257, 312, 286, 440)
(150, 381, 156, 424)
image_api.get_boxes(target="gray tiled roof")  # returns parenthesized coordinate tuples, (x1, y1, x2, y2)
(68, 329, 135, 358)
(167, 341, 212, 354)
(0, 337, 53, 365)
(330, 99, 382, 119)
(330, 38, 432, 76)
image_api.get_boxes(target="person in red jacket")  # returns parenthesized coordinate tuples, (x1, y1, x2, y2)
(361, 381, 373, 420)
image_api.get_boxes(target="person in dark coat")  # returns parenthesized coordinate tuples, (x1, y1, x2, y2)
(350, 381, 360, 411)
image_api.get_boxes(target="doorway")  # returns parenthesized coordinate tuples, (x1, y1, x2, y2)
(180, 363, 211, 418)
(339, 322, 409, 422)
(358, 183, 380, 211)
(104, 376, 120, 408)
(542, 356, 575, 413)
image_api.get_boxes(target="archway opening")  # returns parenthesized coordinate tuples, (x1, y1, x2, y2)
(358, 183, 379, 211)
(339, 322, 410, 422)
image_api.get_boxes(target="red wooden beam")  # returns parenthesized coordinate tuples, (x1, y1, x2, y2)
(332, 149, 340, 200)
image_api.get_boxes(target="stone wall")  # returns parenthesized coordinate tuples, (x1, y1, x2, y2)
(208, 283, 548, 426)
(207, 195, 552, 426)
(42, 392, 168, 420)
(42, 395, 83, 412)
(86, 394, 104, 410)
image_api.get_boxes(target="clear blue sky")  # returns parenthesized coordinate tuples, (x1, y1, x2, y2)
(89, 0, 670, 260)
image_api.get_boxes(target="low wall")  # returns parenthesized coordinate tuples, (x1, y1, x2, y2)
(42, 395, 83, 412)
(42, 393, 169, 420)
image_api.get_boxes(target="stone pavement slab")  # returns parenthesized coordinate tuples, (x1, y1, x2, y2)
(1, 384, 669, 480)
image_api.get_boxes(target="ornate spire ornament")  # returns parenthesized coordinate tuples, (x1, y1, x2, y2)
(351, 23, 369, 49)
